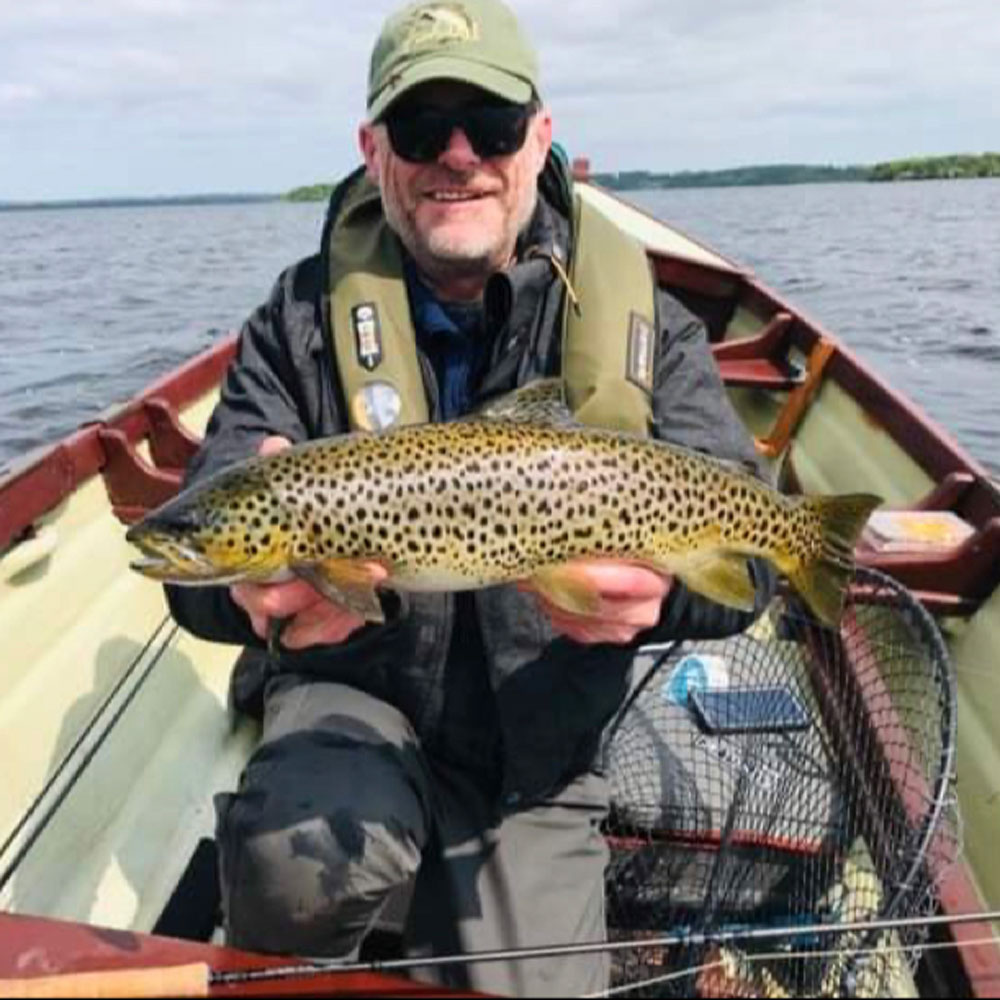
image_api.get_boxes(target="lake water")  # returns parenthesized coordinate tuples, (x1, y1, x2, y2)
(1, 179, 998, 477)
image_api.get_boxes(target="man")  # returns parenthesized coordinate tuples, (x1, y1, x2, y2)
(167, 0, 772, 994)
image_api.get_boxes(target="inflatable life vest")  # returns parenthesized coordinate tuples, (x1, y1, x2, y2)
(323, 154, 658, 436)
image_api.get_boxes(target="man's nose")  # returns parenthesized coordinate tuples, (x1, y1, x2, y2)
(437, 126, 481, 170)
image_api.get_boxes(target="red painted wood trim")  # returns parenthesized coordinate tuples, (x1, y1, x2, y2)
(651, 253, 743, 300)
(0, 912, 479, 998)
(145, 398, 201, 470)
(98, 428, 184, 525)
(935, 864, 1000, 997)
(0, 427, 105, 554)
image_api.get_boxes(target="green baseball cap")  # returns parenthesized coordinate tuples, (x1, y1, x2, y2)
(367, 0, 540, 121)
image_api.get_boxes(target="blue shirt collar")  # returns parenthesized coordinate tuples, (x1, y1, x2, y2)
(403, 256, 482, 343)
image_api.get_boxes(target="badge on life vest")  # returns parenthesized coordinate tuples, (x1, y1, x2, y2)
(352, 302, 383, 371)
(626, 311, 656, 392)
(351, 380, 403, 432)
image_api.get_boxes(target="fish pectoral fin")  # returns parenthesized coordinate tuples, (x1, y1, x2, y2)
(675, 552, 757, 612)
(295, 560, 385, 624)
(529, 563, 604, 617)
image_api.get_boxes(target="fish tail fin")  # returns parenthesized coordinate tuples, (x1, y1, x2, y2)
(787, 493, 882, 627)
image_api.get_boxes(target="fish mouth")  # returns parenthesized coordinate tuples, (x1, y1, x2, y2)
(127, 530, 219, 582)
(130, 553, 176, 577)
(127, 526, 280, 586)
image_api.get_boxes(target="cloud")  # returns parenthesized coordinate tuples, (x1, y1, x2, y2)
(1, 0, 997, 199)
(0, 83, 42, 106)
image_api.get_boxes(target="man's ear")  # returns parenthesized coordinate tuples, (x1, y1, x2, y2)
(358, 123, 381, 183)
(530, 108, 554, 177)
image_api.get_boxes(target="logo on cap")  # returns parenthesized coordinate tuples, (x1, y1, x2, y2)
(400, 4, 479, 53)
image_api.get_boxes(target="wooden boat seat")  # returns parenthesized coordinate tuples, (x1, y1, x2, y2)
(858, 472, 1000, 616)
(713, 313, 836, 459)
(713, 312, 801, 390)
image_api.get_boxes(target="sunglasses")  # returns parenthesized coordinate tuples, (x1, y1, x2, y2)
(382, 101, 536, 164)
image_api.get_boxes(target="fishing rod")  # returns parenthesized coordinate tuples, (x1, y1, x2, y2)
(8, 909, 995, 996)
(212, 908, 1000, 986)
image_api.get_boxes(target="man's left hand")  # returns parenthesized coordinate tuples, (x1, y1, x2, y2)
(524, 561, 673, 645)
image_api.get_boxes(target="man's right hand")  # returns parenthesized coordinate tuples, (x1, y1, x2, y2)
(229, 435, 387, 650)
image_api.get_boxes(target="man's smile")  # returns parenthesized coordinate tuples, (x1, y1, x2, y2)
(423, 187, 494, 203)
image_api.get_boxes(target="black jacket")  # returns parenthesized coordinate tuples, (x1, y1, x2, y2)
(167, 180, 773, 805)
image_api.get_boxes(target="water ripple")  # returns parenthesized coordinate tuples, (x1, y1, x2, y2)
(0, 201, 325, 468)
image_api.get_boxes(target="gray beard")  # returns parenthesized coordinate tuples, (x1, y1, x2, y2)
(386, 189, 539, 290)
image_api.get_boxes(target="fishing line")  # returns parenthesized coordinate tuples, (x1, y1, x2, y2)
(0, 617, 178, 894)
(209, 909, 1000, 987)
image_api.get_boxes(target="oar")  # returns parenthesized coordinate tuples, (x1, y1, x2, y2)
(0, 962, 209, 998)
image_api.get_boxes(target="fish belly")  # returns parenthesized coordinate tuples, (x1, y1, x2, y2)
(387, 566, 507, 592)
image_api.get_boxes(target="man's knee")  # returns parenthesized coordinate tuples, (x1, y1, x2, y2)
(218, 790, 422, 955)
(216, 685, 431, 956)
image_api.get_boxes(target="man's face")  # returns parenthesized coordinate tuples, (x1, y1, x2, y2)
(359, 81, 553, 295)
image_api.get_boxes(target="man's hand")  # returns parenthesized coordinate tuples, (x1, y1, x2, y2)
(229, 435, 387, 650)
(524, 561, 673, 645)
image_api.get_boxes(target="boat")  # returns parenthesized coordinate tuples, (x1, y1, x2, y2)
(1, 173, 998, 997)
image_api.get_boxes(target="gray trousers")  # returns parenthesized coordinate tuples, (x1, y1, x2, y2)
(215, 678, 610, 997)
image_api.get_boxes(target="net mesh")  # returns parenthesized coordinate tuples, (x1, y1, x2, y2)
(603, 567, 959, 998)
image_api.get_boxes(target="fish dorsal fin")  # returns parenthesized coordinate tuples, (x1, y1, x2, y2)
(472, 378, 580, 429)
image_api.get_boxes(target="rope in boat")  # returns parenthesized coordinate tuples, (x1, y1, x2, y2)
(209, 908, 1000, 986)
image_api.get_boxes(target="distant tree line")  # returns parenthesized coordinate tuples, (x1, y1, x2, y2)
(283, 165, 869, 200)
(868, 153, 1000, 181)
(590, 164, 869, 190)
(7, 153, 999, 211)
(285, 183, 336, 202)
(281, 153, 1000, 199)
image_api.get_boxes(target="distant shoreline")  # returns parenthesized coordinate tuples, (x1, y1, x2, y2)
(0, 193, 279, 213)
(595, 152, 1000, 190)
(284, 153, 1000, 201)
(5, 153, 998, 209)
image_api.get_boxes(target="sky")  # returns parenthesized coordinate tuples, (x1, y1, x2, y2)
(1, 0, 998, 201)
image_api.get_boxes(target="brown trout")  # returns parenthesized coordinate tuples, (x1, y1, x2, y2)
(127, 381, 881, 627)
